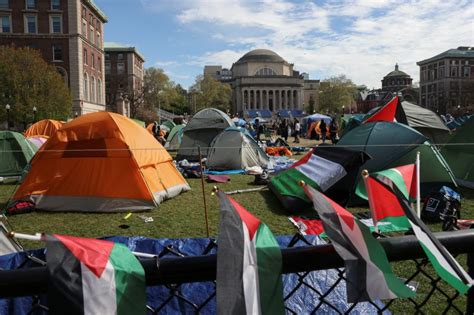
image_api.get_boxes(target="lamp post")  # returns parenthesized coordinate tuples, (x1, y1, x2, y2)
(74, 111, 78, 118)
(457, 104, 461, 117)
(33, 106, 37, 123)
(5, 104, 10, 130)
(342, 105, 345, 116)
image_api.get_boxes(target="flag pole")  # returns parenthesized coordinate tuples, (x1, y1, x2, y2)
(8, 232, 158, 259)
(362, 170, 379, 233)
(416, 151, 421, 218)
(198, 146, 210, 237)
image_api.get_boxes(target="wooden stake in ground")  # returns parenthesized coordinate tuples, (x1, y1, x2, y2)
(198, 146, 210, 237)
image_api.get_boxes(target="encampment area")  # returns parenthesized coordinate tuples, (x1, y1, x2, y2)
(0, 98, 473, 314)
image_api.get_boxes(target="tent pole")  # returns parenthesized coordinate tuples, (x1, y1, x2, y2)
(416, 151, 421, 218)
(198, 146, 210, 237)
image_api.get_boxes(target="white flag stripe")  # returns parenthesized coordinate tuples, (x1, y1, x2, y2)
(409, 221, 474, 285)
(296, 154, 347, 191)
(82, 261, 117, 315)
(339, 216, 397, 300)
(241, 222, 261, 315)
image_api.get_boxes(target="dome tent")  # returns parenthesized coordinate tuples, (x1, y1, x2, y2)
(24, 119, 63, 138)
(441, 116, 474, 188)
(13, 112, 190, 212)
(176, 108, 234, 161)
(336, 121, 457, 202)
(207, 127, 270, 171)
(0, 131, 36, 178)
(165, 124, 185, 151)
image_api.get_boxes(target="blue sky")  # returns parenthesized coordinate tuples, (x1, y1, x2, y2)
(96, 0, 474, 89)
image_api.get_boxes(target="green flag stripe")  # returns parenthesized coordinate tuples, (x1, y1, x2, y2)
(356, 221, 415, 298)
(271, 168, 320, 202)
(255, 223, 285, 315)
(109, 244, 147, 315)
(379, 215, 411, 229)
(376, 169, 409, 200)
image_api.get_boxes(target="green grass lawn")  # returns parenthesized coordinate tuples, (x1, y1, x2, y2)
(1, 176, 474, 313)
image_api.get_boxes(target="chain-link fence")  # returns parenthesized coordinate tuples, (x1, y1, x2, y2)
(0, 230, 473, 314)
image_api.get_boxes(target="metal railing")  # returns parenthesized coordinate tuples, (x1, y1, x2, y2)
(0, 230, 473, 314)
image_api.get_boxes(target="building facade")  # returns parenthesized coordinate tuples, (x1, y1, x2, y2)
(203, 49, 319, 114)
(417, 46, 474, 115)
(0, 0, 107, 116)
(381, 64, 413, 92)
(104, 46, 145, 117)
(203, 65, 232, 81)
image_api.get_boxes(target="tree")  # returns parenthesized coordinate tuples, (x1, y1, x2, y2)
(190, 75, 232, 113)
(318, 75, 357, 114)
(0, 46, 72, 128)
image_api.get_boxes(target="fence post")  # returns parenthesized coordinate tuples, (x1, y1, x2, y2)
(467, 252, 474, 314)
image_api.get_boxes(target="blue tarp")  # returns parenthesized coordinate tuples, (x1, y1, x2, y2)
(0, 236, 389, 314)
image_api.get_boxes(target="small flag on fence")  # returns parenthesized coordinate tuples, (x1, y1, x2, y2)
(303, 184, 415, 303)
(216, 191, 285, 315)
(370, 178, 474, 294)
(46, 234, 146, 315)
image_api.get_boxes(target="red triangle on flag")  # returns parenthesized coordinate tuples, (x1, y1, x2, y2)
(228, 197, 261, 241)
(364, 96, 399, 123)
(54, 234, 114, 278)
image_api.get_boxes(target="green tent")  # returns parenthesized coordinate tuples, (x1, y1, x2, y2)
(132, 118, 146, 128)
(165, 124, 185, 150)
(336, 122, 457, 201)
(0, 131, 36, 178)
(162, 120, 176, 131)
(441, 116, 474, 188)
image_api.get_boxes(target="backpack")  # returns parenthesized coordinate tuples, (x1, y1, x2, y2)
(421, 186, 460, 229)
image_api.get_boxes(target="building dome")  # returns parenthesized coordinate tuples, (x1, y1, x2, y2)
(236, 49, 286, 63)
(385, 63, 410, 77)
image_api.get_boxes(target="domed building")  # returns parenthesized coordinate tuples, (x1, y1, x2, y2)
(204, 49, 320, 116)
(381, 63, 413, 92)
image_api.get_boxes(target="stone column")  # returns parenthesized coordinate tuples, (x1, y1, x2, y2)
(259, 90, 263, 110)
(253, 90, 257, 109)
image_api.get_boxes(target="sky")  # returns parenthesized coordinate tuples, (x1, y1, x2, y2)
(96, 0, 474, 89)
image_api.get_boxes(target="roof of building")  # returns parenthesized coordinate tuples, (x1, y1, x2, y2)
(85, 0, 108, 22)
(104, 45, 145, 62)
(236, 49, 286, 64)
(417, 47, 474, 65)
(384, 64, 410, 78)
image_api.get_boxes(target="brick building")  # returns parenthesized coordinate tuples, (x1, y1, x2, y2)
(381, 64, 413, 92)
(104, 46, 145, 117)
(417, 46, 474, 115)
(0, 0, 107, 116)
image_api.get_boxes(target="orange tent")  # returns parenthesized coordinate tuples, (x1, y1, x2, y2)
(24, 119, 63, 138)
(14, 112, 190, 212)
(307, 121, 330, 138)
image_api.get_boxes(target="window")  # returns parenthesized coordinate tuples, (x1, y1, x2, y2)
(0, 0, 8, 9)
(118, 53, 123, 60)
(26, 0, 35, 9)
(96, 32, 101, 48)
(52, 44, 62, 61)
(83, 49, 88, 65)
(51, 0, 60, 10)
(83, 73, 88, 101)
(91, 76, 96, 103)
(50, 16, 62, 33)
(451, 67, 458, 77)
(0, 15, 11, 33)
(105, 62, 110, 74)
(117, 62, 125, 74)
(25, 15, 37, 33)
(105, 53, 109, 60)
(89, 27, 94, 43)
(82, 19, 86, 36)
(97, 79, 102, 103)
(98, 57, 101, 71)
(91, 53, 95, 68)
(464, 67, 470, 77)
(255, 67, 276, 76)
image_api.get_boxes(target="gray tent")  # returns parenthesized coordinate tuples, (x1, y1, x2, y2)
(207, 127, 270, 171)
(401, 101, 450, 144)
(176, 108, 234, 161)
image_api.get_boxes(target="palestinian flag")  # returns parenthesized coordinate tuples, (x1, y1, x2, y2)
(216, 191, 285, 315)
(46, 234, 146, 315)
(269, 145, 369, 210)
(355, 164, 417, 229)
(303, 185, 415, 303)
(374, 179, 474, 294)
(289, 216, 324, 235)
(363, 96, 407, 124)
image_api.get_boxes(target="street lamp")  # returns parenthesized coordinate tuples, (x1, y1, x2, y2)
(74, 111, 78, 118)
(5, 104, 10, 130)
(33, 106, 37, 123)
(457, 105, 461, 117)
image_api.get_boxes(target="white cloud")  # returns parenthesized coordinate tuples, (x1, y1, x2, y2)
(142, 0, 474, 88)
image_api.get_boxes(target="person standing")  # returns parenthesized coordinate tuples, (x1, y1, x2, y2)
(329, 119, 339, 144)
(255, 118, 261, 141)
(293, 118, 301, 143)
(319, 119, 327, 144)
(281, 119, 288, 142)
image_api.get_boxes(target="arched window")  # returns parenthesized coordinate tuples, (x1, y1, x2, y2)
(255, 67, 277, 76)
(83, 73, 88, 101)
(91, 76, 96, 103)
(97, 79, 102, 104)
